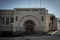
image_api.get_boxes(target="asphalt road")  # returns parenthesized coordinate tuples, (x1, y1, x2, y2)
(0, 35, 60, 40)
(55, 31, 60, 36)
(0, 31, 60, 40)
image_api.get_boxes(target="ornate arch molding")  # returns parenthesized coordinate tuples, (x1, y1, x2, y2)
(18, 15, 41, 26)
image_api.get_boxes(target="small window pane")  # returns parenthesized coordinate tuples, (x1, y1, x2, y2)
(6, 18, 9, 25)
(1, 17, 4, 24)
(41, 16, 44, 21)
(16, 16, 18, 21)
(10, 18, 13, 23)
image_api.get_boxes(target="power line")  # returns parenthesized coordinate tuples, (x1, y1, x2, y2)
(29, 0, 30, 8)
(40, 0, 41, 8)
(36, 0, 37, 8)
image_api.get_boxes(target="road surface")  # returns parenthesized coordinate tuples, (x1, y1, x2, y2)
(0, 35, 60, 40)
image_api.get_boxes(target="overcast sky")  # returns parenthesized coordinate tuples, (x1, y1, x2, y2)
(0, 0, 60, 18)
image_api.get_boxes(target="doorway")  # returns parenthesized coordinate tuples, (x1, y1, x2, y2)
(23, 20, 36, 32)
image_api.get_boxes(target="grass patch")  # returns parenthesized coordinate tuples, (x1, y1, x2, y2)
(47, 30, 57, 35)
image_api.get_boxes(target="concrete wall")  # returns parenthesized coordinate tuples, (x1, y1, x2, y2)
(53, 19, 57, 30)
(13, 8, 49, 32)
(57, 20, 60, 31)
(0, 8, 57, 33)
(45, 13, 50, 32)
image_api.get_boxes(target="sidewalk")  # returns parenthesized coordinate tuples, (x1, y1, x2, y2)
(54, 31, 60, 36)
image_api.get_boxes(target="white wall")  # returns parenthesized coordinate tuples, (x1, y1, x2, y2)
(57, 20, 60, 31)
(13, 8, 49, 32)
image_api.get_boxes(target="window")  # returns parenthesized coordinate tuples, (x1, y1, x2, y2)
(41, 16, 44, 21)
(16, 16, 18, 21)
(10, 18, 13, 23)
(49, 23, 50, 27)
(1, 17, 4, 24)
(1, 26, 4, 30)
(6, 18, 9, 25)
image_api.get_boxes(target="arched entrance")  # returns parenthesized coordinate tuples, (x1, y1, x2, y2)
(23, 20, 36, 32)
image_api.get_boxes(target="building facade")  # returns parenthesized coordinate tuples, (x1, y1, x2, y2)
(57, 19, 60, 31)
(0, 8, 57, 34)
